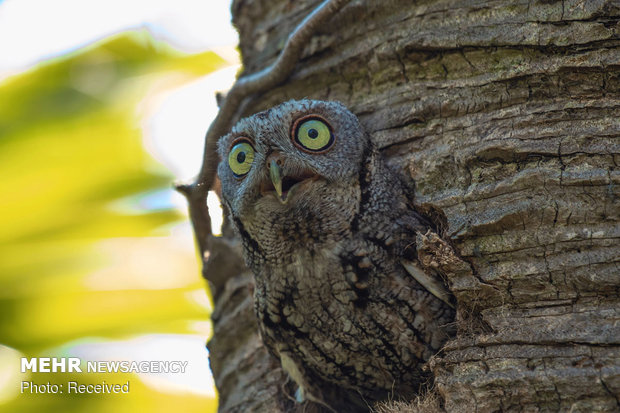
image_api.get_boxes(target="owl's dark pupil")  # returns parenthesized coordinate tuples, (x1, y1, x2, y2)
(307, 128, 319, 139)
(237, 152, 246, 163)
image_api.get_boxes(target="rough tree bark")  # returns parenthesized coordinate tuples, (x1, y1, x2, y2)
(201, 1, 620, 412)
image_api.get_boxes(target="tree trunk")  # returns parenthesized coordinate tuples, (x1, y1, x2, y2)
(203, 1, 620, 412)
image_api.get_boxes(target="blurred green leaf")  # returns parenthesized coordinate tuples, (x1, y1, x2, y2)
(0, 29, 228, 412)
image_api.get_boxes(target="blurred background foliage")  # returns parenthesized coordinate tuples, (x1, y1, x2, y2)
(0, 28, 231, 412)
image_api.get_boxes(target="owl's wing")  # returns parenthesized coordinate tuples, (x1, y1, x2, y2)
(401, 260, 454, 309)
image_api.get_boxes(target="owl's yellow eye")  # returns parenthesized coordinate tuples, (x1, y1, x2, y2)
(293, 116, 334, 152)
(228, 141, 255, 177)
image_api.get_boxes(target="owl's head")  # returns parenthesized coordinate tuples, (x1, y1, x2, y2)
(217, 100, 368, 222)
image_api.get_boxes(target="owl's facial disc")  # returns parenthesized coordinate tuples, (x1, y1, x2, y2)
(263, 158, 318, 204)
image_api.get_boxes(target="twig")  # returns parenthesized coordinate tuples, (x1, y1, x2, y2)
(176, 0, 353, 258)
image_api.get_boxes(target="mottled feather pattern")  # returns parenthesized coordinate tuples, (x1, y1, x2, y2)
(217, 100, 455, 412)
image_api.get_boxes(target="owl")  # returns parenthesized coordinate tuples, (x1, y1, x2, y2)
(217, 100, 455, 412)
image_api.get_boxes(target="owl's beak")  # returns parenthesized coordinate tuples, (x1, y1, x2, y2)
(266, 157, 318, 204)
(269, 159, 284, 202)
